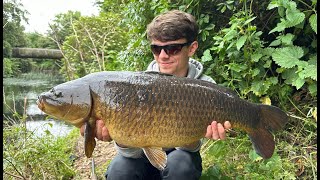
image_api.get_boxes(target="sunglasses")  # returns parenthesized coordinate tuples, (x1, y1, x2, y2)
(150, 42, 192, 56)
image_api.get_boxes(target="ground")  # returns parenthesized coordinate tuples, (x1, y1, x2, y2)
(72, 136, 117, 180)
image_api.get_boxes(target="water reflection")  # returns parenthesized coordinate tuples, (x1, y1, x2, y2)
(26, 119, 73, 138)
(3, 72, 74, 137)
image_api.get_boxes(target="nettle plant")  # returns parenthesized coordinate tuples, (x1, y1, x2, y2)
(201, 0, 317, 105)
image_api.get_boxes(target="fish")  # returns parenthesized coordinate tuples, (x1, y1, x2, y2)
(37, 71, 288, 170)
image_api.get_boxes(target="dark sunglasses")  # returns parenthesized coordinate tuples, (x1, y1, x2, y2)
(150, 42, 192, 56)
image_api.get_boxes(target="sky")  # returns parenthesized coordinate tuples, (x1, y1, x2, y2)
(20, 0, 100, 34)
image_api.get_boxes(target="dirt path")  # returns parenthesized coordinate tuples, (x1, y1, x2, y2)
(72, 136, 117, 180)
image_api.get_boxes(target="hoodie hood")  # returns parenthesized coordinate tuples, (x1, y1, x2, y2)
(146, 58, 205, 79)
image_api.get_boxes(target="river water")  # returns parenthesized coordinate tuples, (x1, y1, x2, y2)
(3, 72, 73, 137)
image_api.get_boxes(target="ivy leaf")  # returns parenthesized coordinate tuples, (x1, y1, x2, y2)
(201, 49, 213, 62)
(309, 14, 317, 34)
(272, 46, 304, 68)
(236, 35, 247, 50)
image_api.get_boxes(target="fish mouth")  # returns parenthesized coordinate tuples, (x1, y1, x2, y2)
(36, 98, 45, 111)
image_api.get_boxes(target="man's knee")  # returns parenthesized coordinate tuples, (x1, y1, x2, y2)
(162, 150, 202, 180)
(105, 154, 147, 180)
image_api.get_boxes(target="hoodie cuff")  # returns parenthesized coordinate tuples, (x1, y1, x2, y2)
(114, 142, 143, 158)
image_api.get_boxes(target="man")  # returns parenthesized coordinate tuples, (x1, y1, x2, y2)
(80, 10, 231, 180)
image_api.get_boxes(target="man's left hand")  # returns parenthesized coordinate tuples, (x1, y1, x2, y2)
(205, 121, 231, 140)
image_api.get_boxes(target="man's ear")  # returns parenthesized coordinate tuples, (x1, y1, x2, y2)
(188, 41, 198, 56)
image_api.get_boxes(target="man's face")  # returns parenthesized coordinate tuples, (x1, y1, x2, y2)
(151, 38, 198, 77)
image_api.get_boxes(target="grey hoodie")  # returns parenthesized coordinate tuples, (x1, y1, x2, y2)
(114, 58, 216, 158)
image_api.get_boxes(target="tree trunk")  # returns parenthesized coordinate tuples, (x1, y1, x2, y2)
(11, 48, 63, 59)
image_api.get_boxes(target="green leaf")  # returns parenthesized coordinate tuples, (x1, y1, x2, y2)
(226, 63, 247, 72)
(269, 39, 281, 46)
(236, 35, 247, 50)
(272, 46, 304, 68)
(252, 68, 260, 77)
(262, 47, 275, 56)
(201, 49, 213, 62)
(292, 77, 305, 89)
(280, 33, 295, 45)
(243, 17, 256, 26)
(308, 83, 317, 96)
(300, 64, 317, 80)
(267, 77, 278, 85)
(285, 9, 305, 28)
(309, 14, 317, 34)
(267, 1, 279, 10)
(269, 19, 286, 33)
(251, 53, 262, 62)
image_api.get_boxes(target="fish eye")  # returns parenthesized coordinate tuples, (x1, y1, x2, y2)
(55, 91, 63, 97)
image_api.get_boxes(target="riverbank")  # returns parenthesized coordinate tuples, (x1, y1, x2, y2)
(72, 135, 117, 179)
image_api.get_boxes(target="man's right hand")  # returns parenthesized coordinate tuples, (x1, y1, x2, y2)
(80, 119, 112, 142)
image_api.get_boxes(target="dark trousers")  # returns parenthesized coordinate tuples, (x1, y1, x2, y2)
(105, 149, 202, 180)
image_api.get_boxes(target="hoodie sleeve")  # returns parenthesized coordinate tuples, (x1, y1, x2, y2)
(114, 142, 143, 158)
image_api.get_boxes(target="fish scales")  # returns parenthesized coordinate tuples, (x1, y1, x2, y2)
(37, 71, 288, 168)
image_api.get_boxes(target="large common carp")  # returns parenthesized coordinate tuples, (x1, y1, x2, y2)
(37, 71, 288, 170)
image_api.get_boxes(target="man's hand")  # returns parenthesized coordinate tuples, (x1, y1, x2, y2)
(80, 120, 112, 142)
(205, 121, 231, 140)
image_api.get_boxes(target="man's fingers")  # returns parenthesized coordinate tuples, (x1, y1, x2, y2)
(95, 120, 104, 140)
(102, 127, 112, 142)
(211, 121, 219, 140)
(224, 121, 231, 130)
(205, 125, 212, 139)
(217, 123, 226, 140)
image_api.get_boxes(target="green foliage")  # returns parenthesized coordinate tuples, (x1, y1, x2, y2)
(3, 58, 21, 77)
(200, 135, 297, 179)
(3, 0, 28, 57)
(3, 121, 79, 179)
(50, 11, 129, 79)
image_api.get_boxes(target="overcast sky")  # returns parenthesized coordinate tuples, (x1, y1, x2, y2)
(21, 0, 99, 34)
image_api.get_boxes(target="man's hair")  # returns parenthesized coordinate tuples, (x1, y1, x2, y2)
(146, 10, 199, 43)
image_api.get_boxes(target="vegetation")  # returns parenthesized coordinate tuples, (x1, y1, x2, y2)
(3, 0, 317, 179)
(3, 104, 79, 179)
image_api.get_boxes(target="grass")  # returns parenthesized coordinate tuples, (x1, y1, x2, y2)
(3, 120, 80, 179)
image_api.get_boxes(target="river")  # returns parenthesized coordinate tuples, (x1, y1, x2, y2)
(3, 72, 74, 137)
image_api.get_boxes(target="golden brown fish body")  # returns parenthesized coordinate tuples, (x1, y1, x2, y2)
(37, 71, 288, 170)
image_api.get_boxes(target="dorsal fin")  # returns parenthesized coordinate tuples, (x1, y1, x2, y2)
(145, 71, 173, 76)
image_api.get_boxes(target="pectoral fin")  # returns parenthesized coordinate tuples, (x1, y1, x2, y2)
(142, 147, 167, 170)
(84, 120, 96, 158)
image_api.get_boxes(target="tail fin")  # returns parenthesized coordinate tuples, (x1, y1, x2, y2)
(248, 104, 288, 159)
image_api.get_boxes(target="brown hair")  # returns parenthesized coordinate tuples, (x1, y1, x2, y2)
(146, 10, 199, 43)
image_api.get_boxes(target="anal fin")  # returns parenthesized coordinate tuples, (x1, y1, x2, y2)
(143, 147, 167, 170)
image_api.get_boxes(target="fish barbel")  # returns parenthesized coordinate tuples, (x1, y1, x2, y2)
(37, 71, 288, 170)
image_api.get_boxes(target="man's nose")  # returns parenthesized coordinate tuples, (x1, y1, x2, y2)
(158, 49, 169, 58)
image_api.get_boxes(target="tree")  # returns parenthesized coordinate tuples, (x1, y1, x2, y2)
(3, 0, 29, 56)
